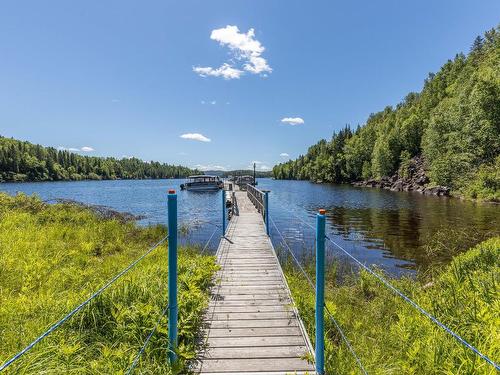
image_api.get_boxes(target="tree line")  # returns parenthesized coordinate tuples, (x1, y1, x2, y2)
(0, 136, 198, 182)
(273, 27, 500, 200)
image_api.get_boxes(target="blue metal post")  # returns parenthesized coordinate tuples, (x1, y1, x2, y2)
(222, 189, 226, 235)
(264, 191, 270, 236)
(167, 190, 178, 364)
(315, 209, 326, 375)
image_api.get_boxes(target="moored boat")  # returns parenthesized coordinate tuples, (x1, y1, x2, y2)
(180, 175, 223, 191)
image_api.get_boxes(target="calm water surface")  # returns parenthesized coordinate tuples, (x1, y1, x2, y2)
(2, 179, 498, 277)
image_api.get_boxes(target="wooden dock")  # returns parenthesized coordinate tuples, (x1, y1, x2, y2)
(196, 188, 315, 374)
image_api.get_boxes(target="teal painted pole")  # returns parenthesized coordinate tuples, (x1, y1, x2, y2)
(264, 191, 270, 236)
(315, 209, 326, 375)
(222, 189, 226, 235)
(167, 190, 178, 364)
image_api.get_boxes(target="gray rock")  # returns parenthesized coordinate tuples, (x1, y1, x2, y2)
(351, 155, 450, 197)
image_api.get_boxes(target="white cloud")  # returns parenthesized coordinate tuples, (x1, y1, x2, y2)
(259, 165, 271, 171)
(195, 164, 227, 171)
(111, 99, 120, 103)
(211, 25, 272, 75)
(193, 63, 243, 79)
(201, 100, 205, 104)
(280, 153, 290, 157)
(180, 133, 211, 142)
(281, 117, 304, 126)
(252, 160, 263, 165)
(193, 25, 271, 80)
(211, 100, 216, 105)
(80, 146, 95, 152)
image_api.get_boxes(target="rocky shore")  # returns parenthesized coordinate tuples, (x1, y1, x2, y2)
(352, 156, 451, 196)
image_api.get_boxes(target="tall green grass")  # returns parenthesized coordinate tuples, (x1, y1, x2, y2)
(282, 237, 499, 374)
(0, 193, 218, 374)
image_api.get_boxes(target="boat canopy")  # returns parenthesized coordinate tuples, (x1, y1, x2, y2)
(187, 175, 220, 182)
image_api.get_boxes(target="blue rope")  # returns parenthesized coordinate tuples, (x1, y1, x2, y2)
(325, 235, 500, 372)
(126, 225, 217, 373)
(0, 236, 168, 372)
(270, 217, 368, 375)
(273, 201, 499, 371)
(201, 226, 219, 255)
(126, 302, 170, 374)
(324, 306, 368, 375)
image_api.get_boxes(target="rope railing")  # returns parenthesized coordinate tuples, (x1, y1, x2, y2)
(1, 188, 225, 374)
(0, 235, 168, 372)
(125, 225, 219, 372)
(272, 200, 500, 372)
(200, 226, 219, 255)
(126, 302, 171, 375)
(1, 218, 221, 373)
(325, 236, 500, 371)
(270, 216, 368, 375)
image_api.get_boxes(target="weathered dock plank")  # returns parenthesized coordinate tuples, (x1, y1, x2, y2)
(196, 189, 315, 374)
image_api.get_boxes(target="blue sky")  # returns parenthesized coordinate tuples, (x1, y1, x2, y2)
(0, 1, 499, 171)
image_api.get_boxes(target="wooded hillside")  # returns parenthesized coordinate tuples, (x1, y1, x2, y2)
(273, 27, 500, 201)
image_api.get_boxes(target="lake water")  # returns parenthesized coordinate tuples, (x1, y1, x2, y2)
(1, 179, 498, 277)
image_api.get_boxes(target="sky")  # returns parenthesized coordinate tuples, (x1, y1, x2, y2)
(0, 1, 499, 172)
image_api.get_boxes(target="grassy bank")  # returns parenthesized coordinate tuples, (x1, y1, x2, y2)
(283, 237, 500, 374)
(0, 193, 217, 374)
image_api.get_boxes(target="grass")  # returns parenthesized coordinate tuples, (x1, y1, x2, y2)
(1, 191, 498, 374)
(0, 193, 218, 374)
(281, 237, 500, 374)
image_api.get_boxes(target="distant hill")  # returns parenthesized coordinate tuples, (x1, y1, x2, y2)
(0, 135, 199, 182)
(203, 170, 273, 178)
(201, 170, 225, 177)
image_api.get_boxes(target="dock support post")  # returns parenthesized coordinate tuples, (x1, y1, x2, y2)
(264, 191, 270, 236)
(315, 209, 326, 375)
(167, 190, 178, 364)
(222, 189, 226, 235)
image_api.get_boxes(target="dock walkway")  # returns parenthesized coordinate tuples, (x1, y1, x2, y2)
(196, 189, 315, 374)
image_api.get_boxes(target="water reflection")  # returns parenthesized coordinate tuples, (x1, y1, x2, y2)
(259, 180, 499, 276)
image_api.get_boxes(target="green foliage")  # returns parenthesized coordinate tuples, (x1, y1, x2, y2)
(284, 238, 500, 374)
(0, 193, 217, 374)
(0, 136, 198, 182)
(273, 127, 353, 182)
(462, 156, 500, 202)
(398, 150, 412, 179)
(273, 26, 500, 200)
